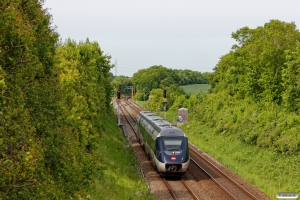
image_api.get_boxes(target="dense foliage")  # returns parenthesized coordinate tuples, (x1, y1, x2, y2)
(130, 65, 210, 100)
(146, 85, 187, 112)
(136, 19, 300, 198)
(1, 0, 59, 198)
(2, 3, 299, 198)
(0, 1, 112, 198)
(210, 20, 300, 108)
(174, 20, 300, 154)
(144, 20, 300, 155)
(111, 75, 133, 97)
(49, 39, 112, 198)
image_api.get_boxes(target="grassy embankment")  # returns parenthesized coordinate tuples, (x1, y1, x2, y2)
(180, 84, 211, 94)
(88, 112, 155, 200)
(179, 123, 299, 200)
(140, 85, 300, 199)
(164, 84, 299, 200)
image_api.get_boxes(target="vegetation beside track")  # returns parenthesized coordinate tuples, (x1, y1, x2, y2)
(179, 121, 299, 200)
(134, 20, 300, 199)
(89, 113, 155, 200)
(152, 93, 300, 200)
(1, 2, 138, 198)
(3, 3, 300, 199)
(180, 84, 210, 95)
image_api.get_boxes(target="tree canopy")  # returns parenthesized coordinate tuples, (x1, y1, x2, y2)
(130, 65, 210, 100)
(211, 20, 300, 107)
(182, 20, 300, 154)
(111, 75, 133, 96)
(1, 0, 59, 197)
(0, 1, 113, 198)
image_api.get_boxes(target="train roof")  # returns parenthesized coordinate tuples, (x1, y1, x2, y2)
(137, 111, 186, 137)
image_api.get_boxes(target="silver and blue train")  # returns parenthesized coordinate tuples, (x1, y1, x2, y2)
(136, 111, 190, 176)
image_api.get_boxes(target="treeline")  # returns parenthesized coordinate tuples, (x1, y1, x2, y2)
(139, 20, 300, 154)
(170, 20, 300, 154)
(211, 20, 300, 111)
(111, 65, 211, 99)
(0, 1, 112, 199)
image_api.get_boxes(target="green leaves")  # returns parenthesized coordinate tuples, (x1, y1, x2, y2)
(282, 44, 300, 112)
(212, 20, 300, 105)
(185, 20, 300, 155)
(111, 75, 133, 96)
(130, 65, 209, 101)
(0, 1, 58, 198)
(0, 1, 112, 199)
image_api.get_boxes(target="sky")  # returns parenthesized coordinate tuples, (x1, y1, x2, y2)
(43, 0, 300, 77)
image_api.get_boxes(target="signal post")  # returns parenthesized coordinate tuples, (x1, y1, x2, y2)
(163, 89, 167, 119)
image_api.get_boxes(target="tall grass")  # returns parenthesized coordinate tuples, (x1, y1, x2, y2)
(164, 90, 300, 200)
(88, 114, 155, 200)
(179, 122, 300, 200)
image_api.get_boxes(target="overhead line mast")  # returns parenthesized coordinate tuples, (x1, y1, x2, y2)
(115, 59, 117, 76)
(115, 59, 117, 99)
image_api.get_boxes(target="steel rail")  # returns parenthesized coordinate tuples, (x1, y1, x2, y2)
(180, 179, 200, 200)
(190, 158, 237, 200)
(189, 145, 258, 200)
(124, 99, 144, 113)
(121, 100, 197, 200)
(162, 178, 178, 200)
(116, 100, 138, 136)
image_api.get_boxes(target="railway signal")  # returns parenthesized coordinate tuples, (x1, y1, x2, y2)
(117, 90, 121, 99)
(163, 89, 167, 119)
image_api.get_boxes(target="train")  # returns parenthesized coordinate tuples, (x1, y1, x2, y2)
(136, 110, 190, 176)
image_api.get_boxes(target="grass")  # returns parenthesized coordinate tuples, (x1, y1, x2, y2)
(146, 110, 286, 198)
(178, 121, 300, 200)
(88, 114, 155, 200)
(155, 109, 300, 200)
(180, 84, 210, 94)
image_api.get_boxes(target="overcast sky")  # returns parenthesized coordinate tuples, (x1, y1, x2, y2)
(43, 0, 300, 77)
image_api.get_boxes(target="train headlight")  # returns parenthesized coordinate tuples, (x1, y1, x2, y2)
(163, 156, 167, 163)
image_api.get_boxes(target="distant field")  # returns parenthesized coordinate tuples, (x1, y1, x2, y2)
(180, 84, 210, 94)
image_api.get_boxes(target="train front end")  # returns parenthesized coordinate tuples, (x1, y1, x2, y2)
(155, 128, 190, 176)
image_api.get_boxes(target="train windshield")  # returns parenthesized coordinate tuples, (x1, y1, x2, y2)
(162, 137, 183, 151)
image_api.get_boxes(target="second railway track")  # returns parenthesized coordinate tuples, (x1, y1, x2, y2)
(162, 177, 199, 200)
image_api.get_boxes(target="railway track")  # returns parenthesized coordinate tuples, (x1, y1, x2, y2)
(189, 144, 258, 200)
(162, 177, 199, 200)
(117, 100, 136, 124)
(115, 99, 269, 200)
(124, 98, 145, 113)
(117, 99, 199, 199)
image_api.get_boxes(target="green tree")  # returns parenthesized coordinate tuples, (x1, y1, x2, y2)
(0, 0, 59, 198)
(131, 65, 206, 100)
(145, 85, 186, 112)
(212, 20, 300, 104)
(132, 66, 167, 100)
(48, 39, 113, 197)
(0, 1, 113, 197)
(111, 75, 133, 96)
(282, 43, 300, 112)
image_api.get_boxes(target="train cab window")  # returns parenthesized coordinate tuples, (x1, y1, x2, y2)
(162, 137, 183, 151)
